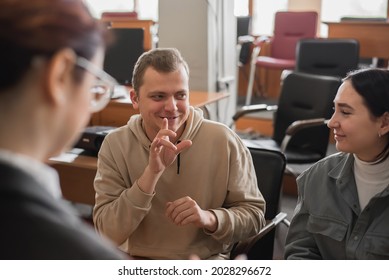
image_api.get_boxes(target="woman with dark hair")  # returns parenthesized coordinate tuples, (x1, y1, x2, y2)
(285, 68, 389, 259)
(0, 0, 124, 259)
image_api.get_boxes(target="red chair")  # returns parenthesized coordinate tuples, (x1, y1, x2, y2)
(245, 11, 318, 105)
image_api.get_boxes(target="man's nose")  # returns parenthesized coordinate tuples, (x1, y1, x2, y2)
(165, 97, 177, 111)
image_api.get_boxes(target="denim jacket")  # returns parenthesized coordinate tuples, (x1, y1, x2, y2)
(285, 152, 389, 259)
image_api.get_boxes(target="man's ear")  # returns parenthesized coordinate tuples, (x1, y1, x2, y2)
(43, 48, 77, 107)
(130, 89, 139, 109)
(380, 111, 389, 136)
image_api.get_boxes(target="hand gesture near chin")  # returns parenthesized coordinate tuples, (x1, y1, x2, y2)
(137, 118, 192, 194)
(149, 118, 192, 174)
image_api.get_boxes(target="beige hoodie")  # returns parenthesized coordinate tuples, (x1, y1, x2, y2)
(93, 107, 265, 259)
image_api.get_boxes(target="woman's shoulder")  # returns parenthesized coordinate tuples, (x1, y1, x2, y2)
(299, 152, 347, 177)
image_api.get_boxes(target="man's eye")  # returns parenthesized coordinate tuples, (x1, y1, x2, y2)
(176, 93, 187, 100)
(151, 95, 163, 100)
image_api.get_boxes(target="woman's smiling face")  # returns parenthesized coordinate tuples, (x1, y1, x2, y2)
(328, 80, 386, 161)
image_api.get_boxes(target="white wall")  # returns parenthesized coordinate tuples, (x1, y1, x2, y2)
(158, 0, 210, 91)
(158, 0, 237, 124)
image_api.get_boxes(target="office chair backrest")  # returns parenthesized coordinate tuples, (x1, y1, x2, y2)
(271, 11, 318, 60)
(273, 72, 342, 159)
(246, 147, 286, 259)
(296, 38, 359, 77)
(249, 148, 286, 220)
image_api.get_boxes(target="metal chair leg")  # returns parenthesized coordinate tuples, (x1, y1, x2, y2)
(245, 45, 260, 106)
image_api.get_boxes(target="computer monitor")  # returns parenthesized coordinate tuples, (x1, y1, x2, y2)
(103, 28, 144, 86)
(237, 16, 251, 38)
(237, 16, 252, 65)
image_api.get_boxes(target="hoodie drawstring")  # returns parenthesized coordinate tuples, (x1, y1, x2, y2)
(176, 140, 181, 174)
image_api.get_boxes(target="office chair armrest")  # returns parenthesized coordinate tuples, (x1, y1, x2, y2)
(248, 36, 272, 61)
(232, 104, 278, 122)
(230, 212, 288, 259)
(253, 35, 271, 47)
(280, 118, 329, 152)
(238, 35, 255, 45)
(239, 34, 273, 46)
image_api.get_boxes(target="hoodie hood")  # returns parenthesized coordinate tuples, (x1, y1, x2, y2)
(127, 106, 204, 175)
(127, 106, 204, 150)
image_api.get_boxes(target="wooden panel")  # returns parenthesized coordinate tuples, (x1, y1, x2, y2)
(235, 116, 273, 137)
(49, 153, 97, 205)
(189, 91, 230, 107)
(52, 164, 96, 205)
(95, 101, 139, 127)
(325, 21, 389, 59)
(264, 68, 283, 99)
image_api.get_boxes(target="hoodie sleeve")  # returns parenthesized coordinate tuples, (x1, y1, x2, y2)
(205, 134, 266, 245)
(93, 134, 154, 246)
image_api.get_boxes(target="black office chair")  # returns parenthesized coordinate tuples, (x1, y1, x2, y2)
(295, 38, 359, 77)
(231, 148, 288, 260)
(232, 71, 342, 174)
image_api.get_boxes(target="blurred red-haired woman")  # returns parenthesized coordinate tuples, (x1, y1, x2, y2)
(0, 0, 124, 259)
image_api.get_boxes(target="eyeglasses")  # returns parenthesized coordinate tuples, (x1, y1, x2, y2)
(75, 57, 119, 112)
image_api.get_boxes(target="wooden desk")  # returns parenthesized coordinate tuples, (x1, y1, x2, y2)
(49, 149, 98, 205)
(90, 91, 230, 127)
(324, 21, 389, 59)
(51, 91, 229, 205)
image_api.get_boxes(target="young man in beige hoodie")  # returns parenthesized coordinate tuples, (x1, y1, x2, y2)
(93, 48, 265, 259)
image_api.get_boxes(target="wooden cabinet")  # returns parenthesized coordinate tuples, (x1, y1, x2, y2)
(324, 21, 389, 59)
